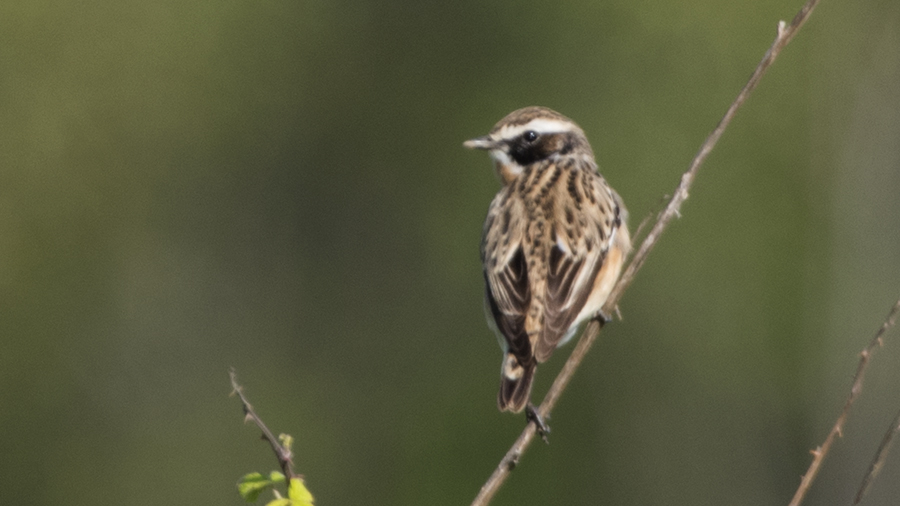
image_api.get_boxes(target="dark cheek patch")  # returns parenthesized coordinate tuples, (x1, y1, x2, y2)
(510, 135, 555, 166)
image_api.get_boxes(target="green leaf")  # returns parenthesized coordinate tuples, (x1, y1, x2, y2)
(279, 433, 294, 452)
(237, 472, 274, 503)
(238, 470, 312, 505)
(269, 471, 286, 484)
(288, 477, 315, 506)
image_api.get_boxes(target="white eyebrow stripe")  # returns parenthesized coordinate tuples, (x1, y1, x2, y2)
(495, 119, 577, 141)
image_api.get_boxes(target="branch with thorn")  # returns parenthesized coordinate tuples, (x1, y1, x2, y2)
(230, 369, 298, 481)
(230, 369, 314, 506)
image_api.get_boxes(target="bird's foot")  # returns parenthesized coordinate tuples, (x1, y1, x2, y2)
(526, 403, 551, 444)
(594, 309, 612, 325)
(594, 305, 623, 325)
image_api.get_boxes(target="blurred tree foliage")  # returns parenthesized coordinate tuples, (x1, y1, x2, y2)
(1, 1, 899, 505)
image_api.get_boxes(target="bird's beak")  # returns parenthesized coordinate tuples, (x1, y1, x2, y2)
(463, 135, 501, 150)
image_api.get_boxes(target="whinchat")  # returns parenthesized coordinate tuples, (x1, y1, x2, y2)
(465, 106, 631, 414)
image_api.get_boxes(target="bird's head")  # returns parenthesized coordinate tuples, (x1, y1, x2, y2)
(464, 106, 594, 184)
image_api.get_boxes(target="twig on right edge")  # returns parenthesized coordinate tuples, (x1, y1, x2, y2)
(788, 298, 900, 506)
(853, 407, 900, 505)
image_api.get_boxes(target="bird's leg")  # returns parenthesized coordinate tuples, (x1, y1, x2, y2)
(525, 402, 551, 443)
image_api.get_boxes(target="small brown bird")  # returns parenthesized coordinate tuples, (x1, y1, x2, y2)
(465, 106, 631, 414)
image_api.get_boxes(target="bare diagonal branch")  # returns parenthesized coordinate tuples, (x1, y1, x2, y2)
(470, 1, 823, 504)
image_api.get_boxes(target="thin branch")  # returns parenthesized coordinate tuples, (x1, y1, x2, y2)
(789, 298, 900, 506)
(609, 0, 819, 307)
(470, 320, 604, 505)
(853, 407, 900, 505)
(230, 368, 299, 480)
(470, 1, 823, 504)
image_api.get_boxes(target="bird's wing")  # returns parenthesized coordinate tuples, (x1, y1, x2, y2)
(534, 171, 619, 362)
(482, 192, 532, 359)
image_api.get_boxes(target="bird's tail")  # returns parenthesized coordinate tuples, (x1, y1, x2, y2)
(497, 353, 536, 413)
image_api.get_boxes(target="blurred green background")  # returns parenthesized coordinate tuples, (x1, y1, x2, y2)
(2, 0, 899, 505)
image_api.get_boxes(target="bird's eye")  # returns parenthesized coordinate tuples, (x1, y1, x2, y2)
(523, 131, 538, 143)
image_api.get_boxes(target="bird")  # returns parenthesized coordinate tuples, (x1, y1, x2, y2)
(464, 106, 631, 415)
